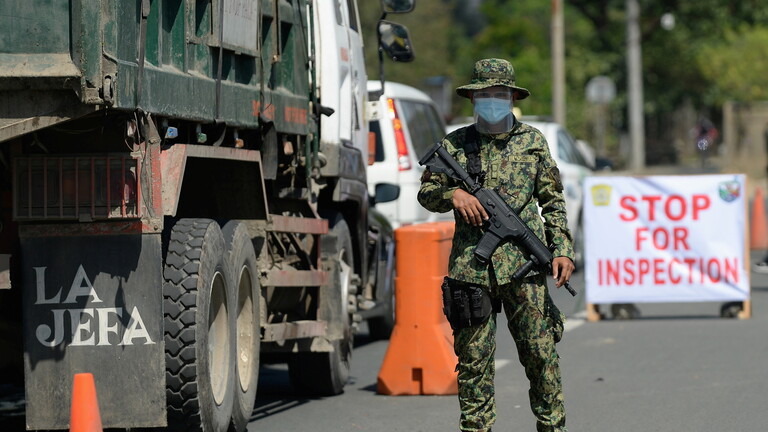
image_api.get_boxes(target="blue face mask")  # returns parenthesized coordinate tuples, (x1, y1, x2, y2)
(474, 97, 511, 124)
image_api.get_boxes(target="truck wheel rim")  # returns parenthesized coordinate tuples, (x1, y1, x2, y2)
(208, 270, 230, 405)
(236, 265, 255, 392)
(339, 249, 351, 319)
(338, 247, 353, 364)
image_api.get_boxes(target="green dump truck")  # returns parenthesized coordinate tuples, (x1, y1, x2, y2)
(0, 0, 414, 430)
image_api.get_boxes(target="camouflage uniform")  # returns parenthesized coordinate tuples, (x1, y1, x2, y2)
(417, 59, 573, 432)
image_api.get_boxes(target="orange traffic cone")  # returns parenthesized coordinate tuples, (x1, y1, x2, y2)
(377, 221, 458, 395)
(751, 187, 768, 250)
(69, 373, 103, 432)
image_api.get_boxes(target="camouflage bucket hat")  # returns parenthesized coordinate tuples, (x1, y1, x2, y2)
(456, 58, 531, 100)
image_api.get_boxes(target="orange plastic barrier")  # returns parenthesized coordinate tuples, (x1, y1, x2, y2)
(751, 187, 768, 249)
(69, 373, 103, 432)
(377, 221, 458, 395)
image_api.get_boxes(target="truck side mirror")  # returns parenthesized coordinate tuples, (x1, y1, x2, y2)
(377, 21, 414, 63)
(372, 183, 400, 205)
(381, 0, 415, 14)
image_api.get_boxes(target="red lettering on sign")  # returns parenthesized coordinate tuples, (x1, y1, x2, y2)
(644, 196, 662, 220)
(669, 258, 682, 283)
(653, 258, 664, 284)
(602, 259, 618, 285)
(619, 194, 712, 221)
(665, 195, 686, 221)
(597, 257, 740, 286)
(634, 226, 690, 250)
(683, 258, 697, 283)
(692, 194, 711, 220)
(638, 258, 650, 284)
(619, 196, 638, 221)
(673, 227, 690, 250)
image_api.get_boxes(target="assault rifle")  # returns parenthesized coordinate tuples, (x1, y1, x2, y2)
(419, 143, 577, 296)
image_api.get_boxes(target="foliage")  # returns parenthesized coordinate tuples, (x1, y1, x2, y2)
(358, 0, 461, 105)
(697, 26, 768, 103)
(356, 0, 768, 162)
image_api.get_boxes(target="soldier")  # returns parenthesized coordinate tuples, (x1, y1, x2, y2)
(417, 58, 574, 432)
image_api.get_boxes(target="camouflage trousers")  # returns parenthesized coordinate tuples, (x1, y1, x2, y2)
(453, 273, 567, 432)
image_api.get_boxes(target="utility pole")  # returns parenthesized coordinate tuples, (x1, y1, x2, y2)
(627, 0, 645, 171)
(552, 0, 565, 125)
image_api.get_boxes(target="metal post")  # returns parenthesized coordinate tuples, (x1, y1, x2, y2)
(627, 0, 645, 171)
(552, 0, 565, 125)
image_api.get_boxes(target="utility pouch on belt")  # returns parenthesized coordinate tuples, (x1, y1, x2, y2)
(441, 277, 500, 330)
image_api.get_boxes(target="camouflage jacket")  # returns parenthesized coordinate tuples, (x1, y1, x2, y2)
(417, 120, 574, 285)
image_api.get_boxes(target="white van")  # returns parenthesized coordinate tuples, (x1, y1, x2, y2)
(366, 81, 451, 228)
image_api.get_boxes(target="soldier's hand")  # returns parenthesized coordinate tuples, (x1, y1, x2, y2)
(452, 189, 489, 227)
(552, 256, 575, 288)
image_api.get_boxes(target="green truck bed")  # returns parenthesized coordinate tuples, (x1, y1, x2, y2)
(0, 0, 311, 143)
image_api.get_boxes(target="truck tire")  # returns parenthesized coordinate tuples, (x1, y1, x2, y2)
(288, 216, 354, 396)
(164, 219, 236, 432)
(221, 221, 260, 432)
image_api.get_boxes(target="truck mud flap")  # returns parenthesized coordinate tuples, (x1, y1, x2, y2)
(21, 232, 165, 430)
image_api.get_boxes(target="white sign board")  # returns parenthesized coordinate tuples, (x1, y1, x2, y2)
(583, 175, 749, 304)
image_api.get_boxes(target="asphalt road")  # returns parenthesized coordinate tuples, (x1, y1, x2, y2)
(251, 253, 768, 432)
(2, 258, 764, 431)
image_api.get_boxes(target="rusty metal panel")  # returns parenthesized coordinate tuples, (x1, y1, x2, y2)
(21, 233, 166, 429)
(184, 144, 263, 162)
(13, 155, 141, 222)
(262, 269, 327, 287)
(261, 320, 327, 342)
(159, 144, 188, 217)
(160, 144, 270, 218)
(269, 214, 329, 234)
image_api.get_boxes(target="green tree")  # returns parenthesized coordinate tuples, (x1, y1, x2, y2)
(358, 0, 768, 164)
(698, 26, 768, 103)
(567, 0, 768, 163)
(358, 0, 464, 95)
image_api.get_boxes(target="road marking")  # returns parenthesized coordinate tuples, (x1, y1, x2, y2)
(565, 310, 587, 332)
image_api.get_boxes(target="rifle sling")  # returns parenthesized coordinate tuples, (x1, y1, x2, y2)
(464, 125, 485, 186)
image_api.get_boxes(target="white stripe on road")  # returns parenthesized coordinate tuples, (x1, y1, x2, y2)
(565, 310, 587, 332)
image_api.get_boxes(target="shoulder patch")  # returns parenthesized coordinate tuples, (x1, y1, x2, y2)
(421, 169, 432, 182)
(549, 167, 563, 192)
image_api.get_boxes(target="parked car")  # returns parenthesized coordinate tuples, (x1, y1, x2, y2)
(366, 81, 452, 228)
(446, 116, 474, 134)
(521, 118, 593, 267)
(576, 139, 614, 171)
